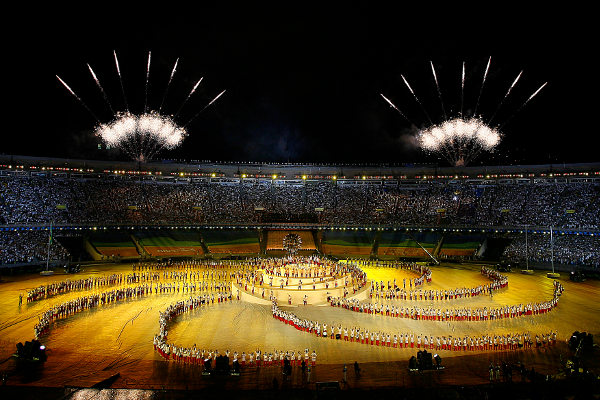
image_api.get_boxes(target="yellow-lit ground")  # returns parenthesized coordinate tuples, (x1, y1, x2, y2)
(0, 261, 598, 389)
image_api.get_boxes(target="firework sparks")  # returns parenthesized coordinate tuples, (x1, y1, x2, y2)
(430, 61, 447, 119)
(418, 118, 501, 166)
(144, 51, 151, 113)
(95, 112, 186, 162)
(460, 61, 465, 116)
(380, 93, 413, 124)
(159, 58, 179, 113)
(174, 77, 203, 117)
(401, 74, 432, 123)
(113, 50, 129, 111)
(185, 90, 227, 127)
(488, 70, 523, 124)
(56, 75, 100, 122)
(500, 82, 548, 129)
(523, 82, 547, 106)
(87, 63, 115, 114)
(473, 56, 491, 116)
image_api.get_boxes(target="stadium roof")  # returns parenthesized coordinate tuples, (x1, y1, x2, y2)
(1, 154, 599, 181)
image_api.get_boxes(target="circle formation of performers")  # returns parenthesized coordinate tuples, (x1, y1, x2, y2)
(233, 256, 368, 304)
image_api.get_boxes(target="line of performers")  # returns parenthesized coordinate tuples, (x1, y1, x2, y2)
(369, 267, 507, 301)
(332, 279, 563, 322)
(133, 259, 242, 271)
(154, 342, 318, 369)
(25, 274, 124, 303)
(24, 261, 240, 304)
(154, 293, 321, 369)
(34, 285, 152, 338)
(271, 300, 559, 352)
(33, 280, 235, 339)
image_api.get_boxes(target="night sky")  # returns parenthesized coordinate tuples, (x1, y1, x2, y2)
(8, 10, 597, 166)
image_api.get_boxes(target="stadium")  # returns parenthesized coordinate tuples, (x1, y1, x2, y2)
(2, 12, 599, 400)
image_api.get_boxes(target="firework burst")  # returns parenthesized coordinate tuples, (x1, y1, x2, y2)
(57, 51, 225, 162)
(381, 58, 547, 166)
(418, 117, 501, 166)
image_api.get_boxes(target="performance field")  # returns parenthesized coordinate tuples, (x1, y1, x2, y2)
(0, 257, 598, 392)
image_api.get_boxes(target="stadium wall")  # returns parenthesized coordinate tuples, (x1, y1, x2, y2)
(202, 229, 260, 254)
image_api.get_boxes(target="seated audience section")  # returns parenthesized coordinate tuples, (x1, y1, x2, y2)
(134, 231, 204, 257)
(89, 232, 139, 258)
(321, 230, 374, 256)
(439, 234, 484, 257)
(202, 230, 260, 254)
(266, 230, 316, 250)
(378, 231, 438, 257)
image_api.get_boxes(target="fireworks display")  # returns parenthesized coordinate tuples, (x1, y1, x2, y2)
(95, 112, 186, 162)
(382, 58, 547, 166)
(418, 118, 501, 166)
(57, 51, 225, 162)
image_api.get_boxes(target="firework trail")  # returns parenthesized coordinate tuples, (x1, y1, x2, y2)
(473, 56, 491, 116)
(430, 61, 447, 119)
(380, 93, 414, 125)
(488, 70, 523, 124)
(401, 74, 433, 124)
(185, 90, 227, 127)
(460, 62, 465, 117)
(56, 75, 100, 122)
(113, 50, 129, 111)
(174, 77, 203, 118)
(87, 63, 115, 115)
(144, 51, 151, 113)
(158, 58, 179, 113)
(500, 82, 547, 129)
(523, 82, 547, 106)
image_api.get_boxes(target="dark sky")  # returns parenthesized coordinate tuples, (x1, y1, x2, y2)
(7, 9, 597, 166)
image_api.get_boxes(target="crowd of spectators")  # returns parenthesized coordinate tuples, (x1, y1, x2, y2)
(1, 176, 598, 228)
(0, 231, 69, 265)
(503, 234, 600, 268)
(1, 176, 598, 267)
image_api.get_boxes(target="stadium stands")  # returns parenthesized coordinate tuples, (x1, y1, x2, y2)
(1, 164, 599, 267)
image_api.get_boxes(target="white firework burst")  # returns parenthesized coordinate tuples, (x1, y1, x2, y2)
(95, 112, 187, 162)
(57, 51, 226, 163)
(418, 118, 501, 166)
(381, 58, 547, 166)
